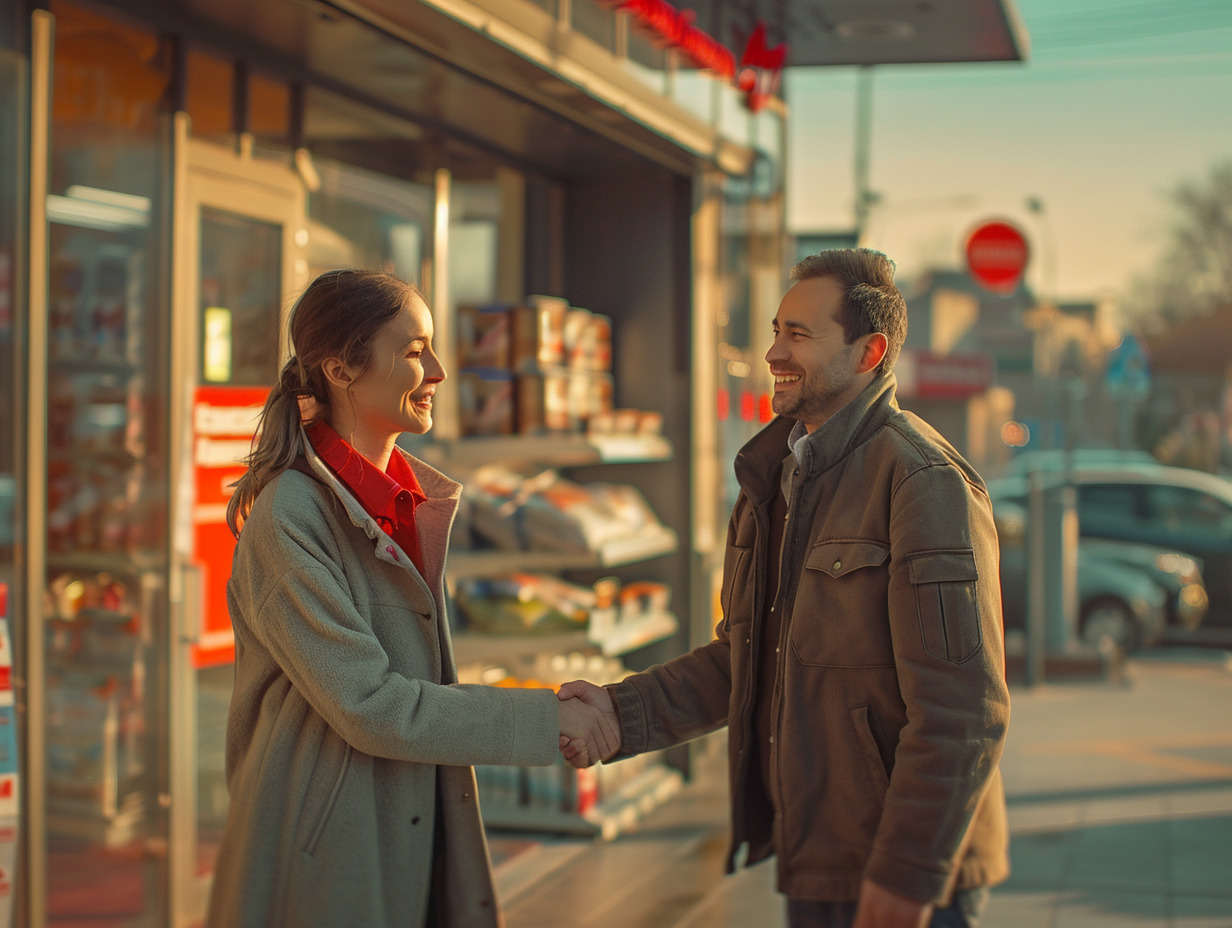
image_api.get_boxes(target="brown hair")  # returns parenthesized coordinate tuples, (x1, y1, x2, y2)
(790, 247, 907, 375)
(226, 268, 426, 536)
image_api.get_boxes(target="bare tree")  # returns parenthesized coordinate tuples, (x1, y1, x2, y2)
(1125, 159, 1232, 331)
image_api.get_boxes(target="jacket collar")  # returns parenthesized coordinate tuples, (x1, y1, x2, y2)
(734, 372, 900, 502)
(296, 426, 462, 583)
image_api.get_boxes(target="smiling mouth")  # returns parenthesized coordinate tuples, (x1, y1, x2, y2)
(773, 373, 802, 388)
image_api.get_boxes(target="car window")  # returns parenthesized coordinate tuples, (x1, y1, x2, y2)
(1077, 483, 1144, 533)
(1145, 485, 1232, 535)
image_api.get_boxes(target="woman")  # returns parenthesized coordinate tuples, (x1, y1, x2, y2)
(205, 269, 615, 928)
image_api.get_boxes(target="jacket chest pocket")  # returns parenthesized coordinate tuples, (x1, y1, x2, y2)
(721, 516, 759, 632)
(908, 550, 983, 663)
(791, 541, 892, 667)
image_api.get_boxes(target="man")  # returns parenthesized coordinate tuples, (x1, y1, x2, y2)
(559, 248, 1010, 928)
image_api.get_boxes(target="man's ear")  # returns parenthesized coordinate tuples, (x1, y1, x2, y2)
(856, 333, 888, 375)
(321, 358, 353, 389)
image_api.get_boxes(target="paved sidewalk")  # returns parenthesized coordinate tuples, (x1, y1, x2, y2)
(492, 648, 1232, 928)
(987, 649, 1232, 927)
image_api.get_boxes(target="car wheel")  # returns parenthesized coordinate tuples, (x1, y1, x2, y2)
(1079, 597, 1141, 653)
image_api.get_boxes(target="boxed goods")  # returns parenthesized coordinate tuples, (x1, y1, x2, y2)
(457, 368, 515, 436)
(512, 298, 567, 372)
(456, 304, 513, 369)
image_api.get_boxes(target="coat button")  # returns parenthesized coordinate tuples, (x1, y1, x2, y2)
(462, 792, 471, 800)
(833, 560, 842, 571)
(411, 816, 420, 825)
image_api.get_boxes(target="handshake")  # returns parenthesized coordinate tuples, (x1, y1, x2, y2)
(554, 680, 620, 769)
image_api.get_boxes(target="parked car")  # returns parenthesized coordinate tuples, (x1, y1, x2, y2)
(999, 448, 1158, 478)
(994, 498, 1176, 652)
(1078, 538, 1207, 632)
(988, 464, 1232, 628)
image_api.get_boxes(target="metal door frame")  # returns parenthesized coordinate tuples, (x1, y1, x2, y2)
(168, 116, 305, 926)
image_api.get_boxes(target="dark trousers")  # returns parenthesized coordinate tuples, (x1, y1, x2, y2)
(787, 887, 989, 928)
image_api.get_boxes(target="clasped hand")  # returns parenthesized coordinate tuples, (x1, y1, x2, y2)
(555, 680, 620, 769)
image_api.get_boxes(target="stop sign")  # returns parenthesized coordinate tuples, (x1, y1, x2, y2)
(964, 220, 1029, 293)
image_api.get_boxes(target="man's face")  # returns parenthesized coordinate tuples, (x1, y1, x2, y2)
(765, 276, 871, 432)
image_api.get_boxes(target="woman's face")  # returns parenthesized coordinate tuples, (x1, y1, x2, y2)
(343, 295, 447, 437)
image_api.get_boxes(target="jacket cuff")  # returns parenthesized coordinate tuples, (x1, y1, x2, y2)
(864, 846, 955, 905)
(604, 680, 648, 759)
(506, 687, 563, 767)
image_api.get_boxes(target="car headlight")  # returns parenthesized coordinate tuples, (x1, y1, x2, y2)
(1155, 552, 1200, 584)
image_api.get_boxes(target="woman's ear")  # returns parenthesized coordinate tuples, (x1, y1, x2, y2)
(321, 357, 353, 389)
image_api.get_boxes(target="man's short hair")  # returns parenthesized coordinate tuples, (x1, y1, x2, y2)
(791, 248, 907, 375)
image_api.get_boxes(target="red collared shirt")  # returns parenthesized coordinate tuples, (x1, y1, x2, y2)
(305, 420, 427, 575)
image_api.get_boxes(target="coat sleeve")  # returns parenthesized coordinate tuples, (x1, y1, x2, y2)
(867, 462, 1010, 903)
(232, 505, 559, 769)
(604, 505, 745, 758)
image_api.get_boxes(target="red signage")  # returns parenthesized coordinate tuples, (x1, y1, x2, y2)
(192, 385, 270, 667)
(612, 0, 735, 77)
(603, 2, 787, 111)
(736, 23, 788, 113)
(964, 220, 1029, 294)
(897, 349, 994, 400)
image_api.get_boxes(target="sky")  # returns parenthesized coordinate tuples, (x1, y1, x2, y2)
(783, 0, 1232, 303)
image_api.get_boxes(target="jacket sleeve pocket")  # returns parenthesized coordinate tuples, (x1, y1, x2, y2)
(907, 550, 983, 663)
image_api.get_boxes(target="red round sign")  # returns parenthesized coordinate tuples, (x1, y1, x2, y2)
(964, 221, 1029, 293)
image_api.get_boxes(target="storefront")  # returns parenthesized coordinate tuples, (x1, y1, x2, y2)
(1, 0, 1027, 923)
(1, 0, 789, 924)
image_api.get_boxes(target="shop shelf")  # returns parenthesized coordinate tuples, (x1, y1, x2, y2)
(421, 433, 673, 470)
(478, 763, 684, 840)
(47, 552, 161, 576)
(447, 527, 677, 580)
(452, 610, 678, 666)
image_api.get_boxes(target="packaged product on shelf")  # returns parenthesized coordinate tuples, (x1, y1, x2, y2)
(49, 249, 85, 358)
(518, 295, 568, 370)
(561, 308, 594, 369)
(463, 466, 665, 555)
(519, 477, 664, 554)
(456, 303, 513, 369)
(515, 368, 572, 433)
(457, 368, 515, 436)
(566, 370, 613, 425)
(453, 573, 594, 635)
(91, 252, 129, 362)
(463, 465, 534, 551)
(619, 581, 671, 620)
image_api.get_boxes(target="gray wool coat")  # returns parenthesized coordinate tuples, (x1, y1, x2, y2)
(204, 438, 560, 928)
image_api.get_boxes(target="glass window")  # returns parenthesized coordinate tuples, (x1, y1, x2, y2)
(571, 0, 615, 51)
(0, 46, 20, 757)
(186, 47, 234, 144)
(46, 2, 171, 923)
(1077, 483, 1144, 533)
(1146, 485, 1232, 534)
(249, 70, 291, 149)
(198, 208, 282, 385)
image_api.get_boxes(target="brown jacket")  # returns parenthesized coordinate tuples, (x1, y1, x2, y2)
(607, 374, 1010, 904)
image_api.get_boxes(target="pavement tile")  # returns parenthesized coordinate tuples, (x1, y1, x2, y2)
(982, 889, 1060, 927)
(1052, 892, 1169, 927)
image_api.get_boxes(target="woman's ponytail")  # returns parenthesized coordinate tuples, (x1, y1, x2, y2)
(225, 357, 319, 537)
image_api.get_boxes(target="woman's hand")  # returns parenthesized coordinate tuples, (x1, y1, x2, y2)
(556, 687, 620, 768)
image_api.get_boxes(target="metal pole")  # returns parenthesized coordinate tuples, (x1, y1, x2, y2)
(1025, 469, 1047, 687)
(853, 66, 874, 245)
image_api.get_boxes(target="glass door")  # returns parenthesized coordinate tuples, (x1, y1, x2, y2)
(169, 118, 305, 927)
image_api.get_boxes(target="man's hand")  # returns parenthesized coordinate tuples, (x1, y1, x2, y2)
(556, 680, 620, 768)
(556, 686, 619, 768)
(852, 879, 932, 928)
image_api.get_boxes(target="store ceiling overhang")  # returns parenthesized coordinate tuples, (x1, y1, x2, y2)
(727, 0, 1030, 67)
(126, 0, 1026, 178)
